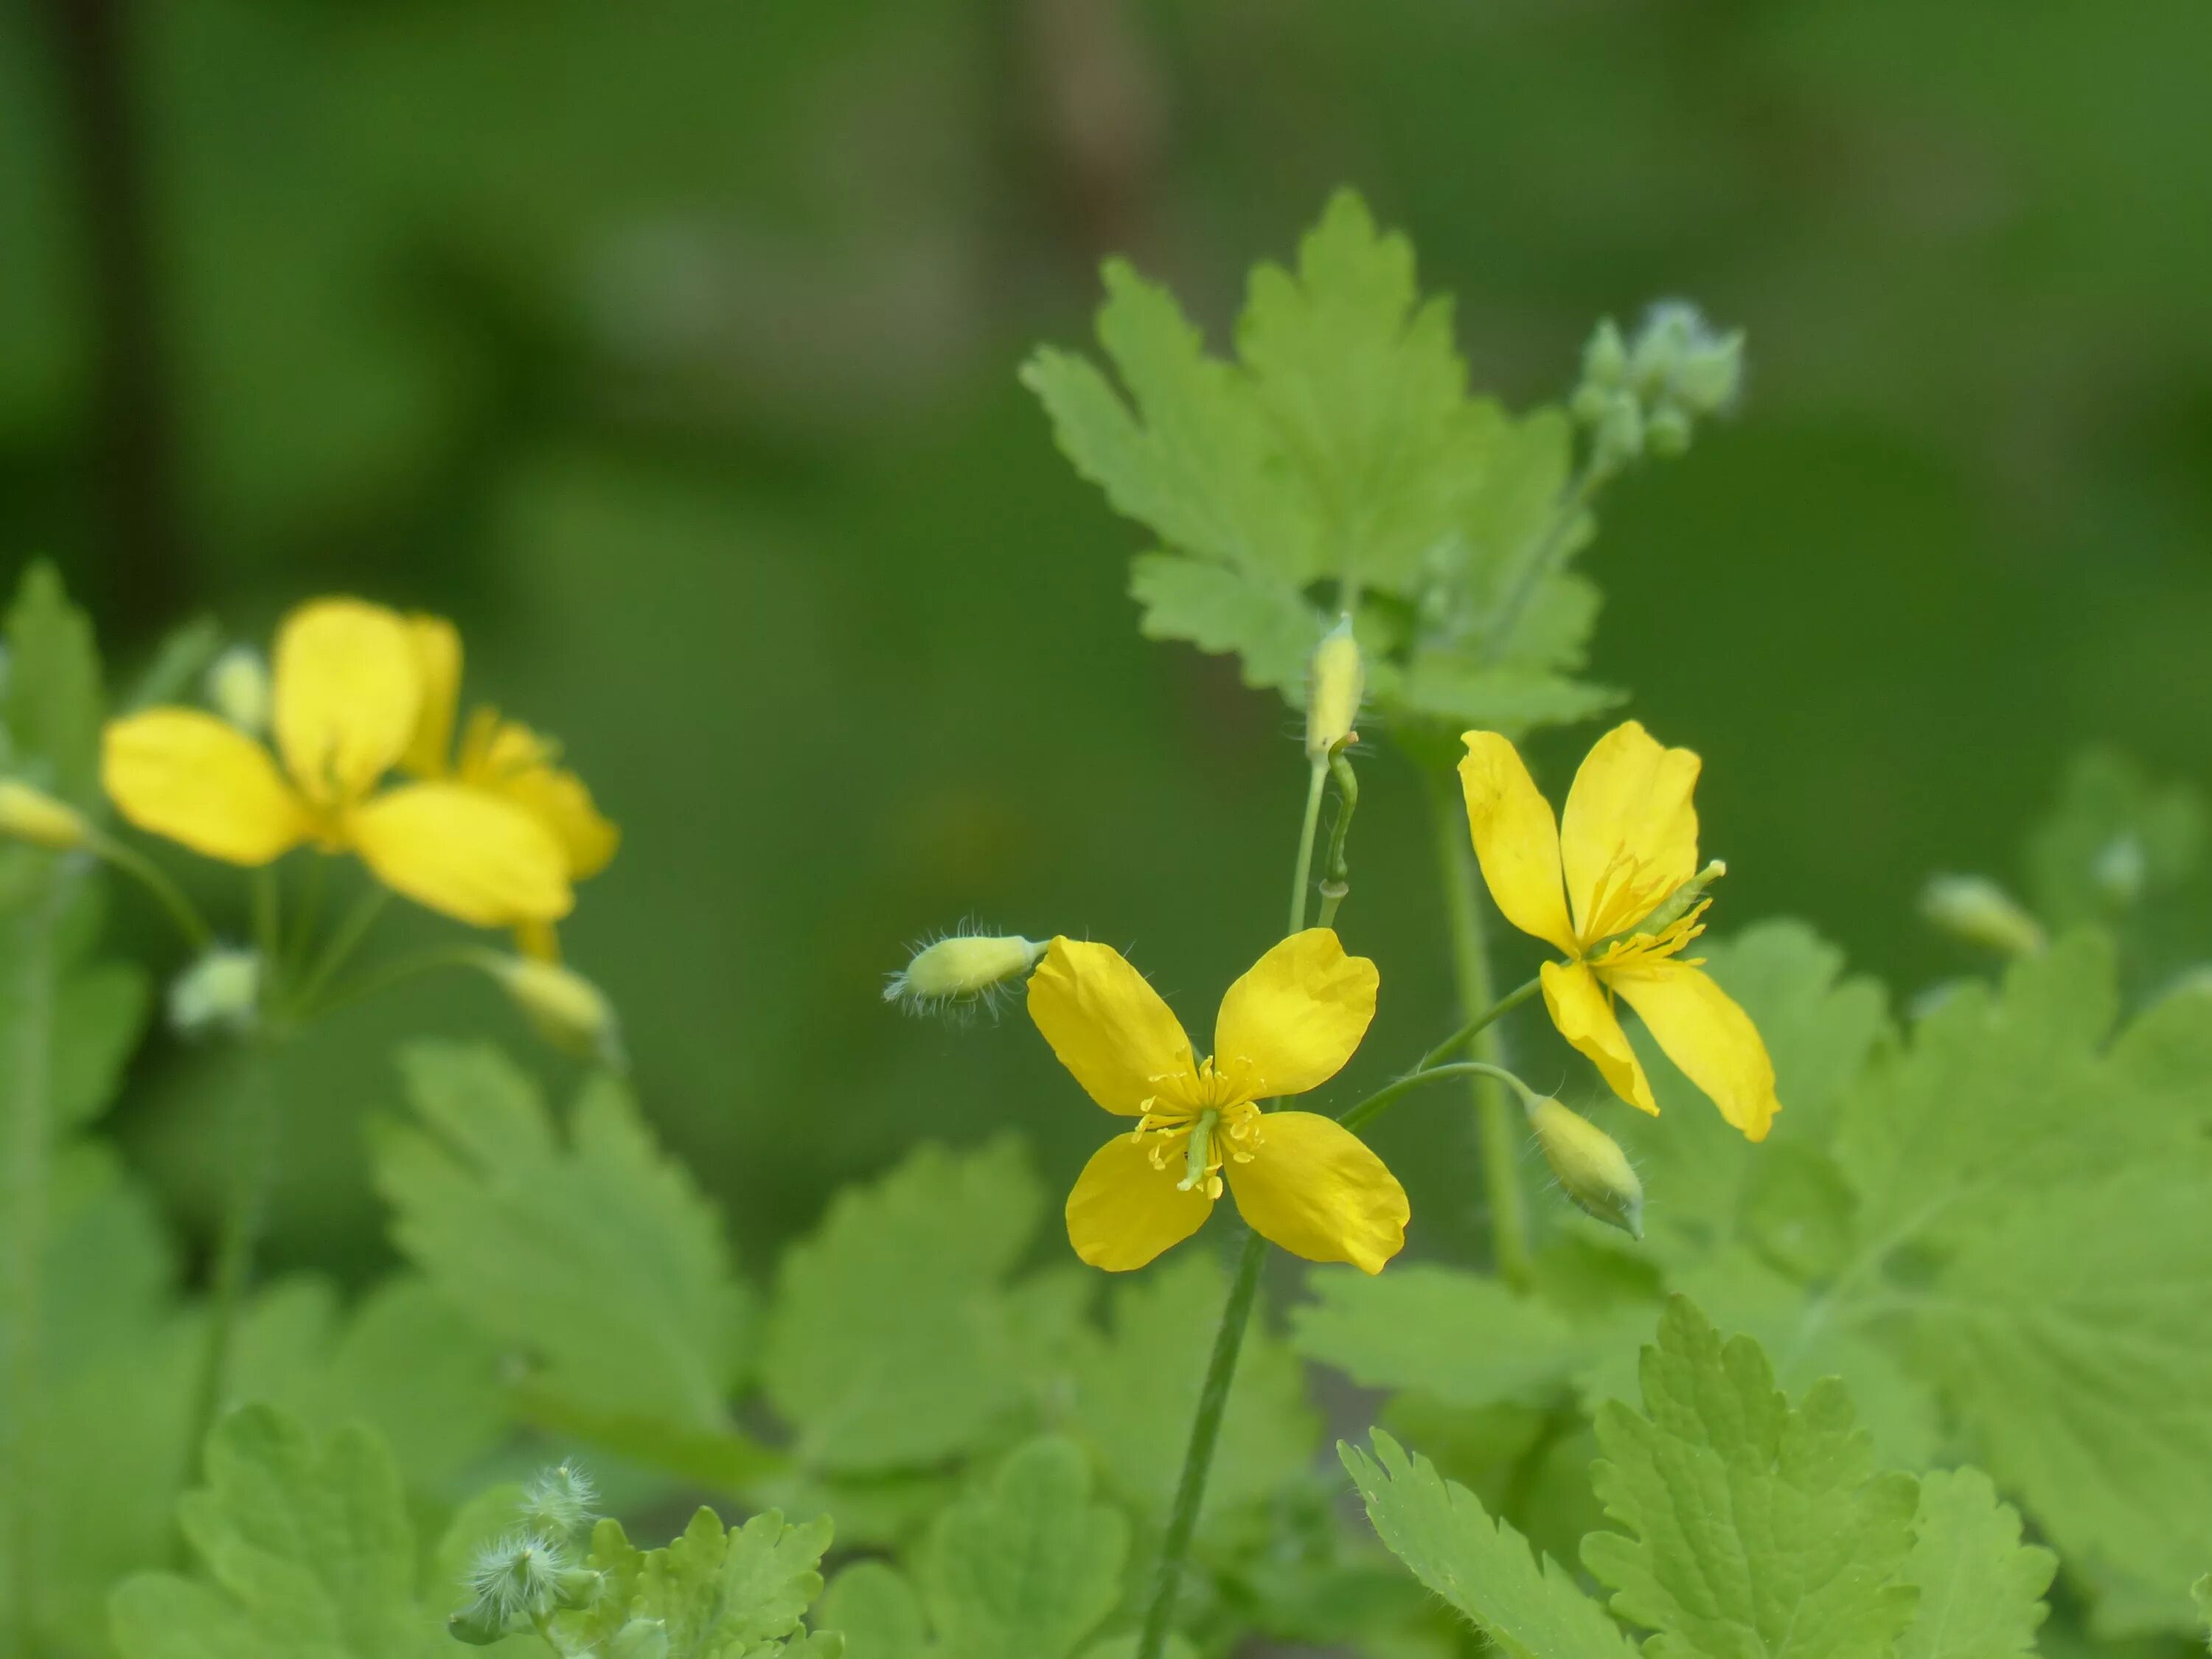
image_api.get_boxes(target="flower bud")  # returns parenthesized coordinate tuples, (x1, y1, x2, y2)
(464, 1531, 574, 1627)
(167, 947, 262, 1038)
(1528, 1098, 1644, 1240)
(447, 1605, 513, 1646)
(521, 1461, 599, 1539)
(0, 779, 88, 850)
(204, 645, 271, 735)
(1644, 404, 1693, 459)
(883, 931, 1046, 1020)
(1919, 874, 2046, 957)
(1580, 317, 1630, 392)
(1304, 616, 1364, 761)
(487, 956, 627, 1070)
(1591, 390, 1644, 470)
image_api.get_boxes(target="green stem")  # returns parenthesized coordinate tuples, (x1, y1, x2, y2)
(1337, 1060, 1532, 1135)
(250, 864, 280, 966)
(1479, 455, 1607, 661)
(0, 874, 65, 1659)
(293, 943, 488, 1026)
(1315, 751, 1359, 930)
(283, 888, 390, 1021)
(1133, 1226, 1267, 1659)
(1287, 759, 1328, 935)
(1427, 769, 1534, 1290)
(1417, 975, 1541, 1071)
(181, 1039, 283, 1482)
(88, 831, 212, 950)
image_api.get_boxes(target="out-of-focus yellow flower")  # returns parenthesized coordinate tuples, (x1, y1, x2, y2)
(403, 616, 618, 956)
(102, 599, 572, 928)
(1028, 928, 1408, 1274)
(1458, 720, 1781, 1141)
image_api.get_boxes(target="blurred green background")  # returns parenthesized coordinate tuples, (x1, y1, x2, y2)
(4, 0, 2208, 1280)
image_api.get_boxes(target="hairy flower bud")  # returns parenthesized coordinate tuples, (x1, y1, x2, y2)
(1580, 317, 1630, 392)
(1528, 1098, 1644, 1240)
(167, 947, 262, 1038)
(1304, 616, 1365, 761)
(1920, 873, 2046, 957)
(521, 1461, 599, 1539)
(883, 931, 1046, 1020)
(0, 779, 88, 850)
(204, 645, 271, 735)
(488, 956, 627, 1070)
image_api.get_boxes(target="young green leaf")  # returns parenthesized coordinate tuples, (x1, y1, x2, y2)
(917, 1437, 1127, 1659)
(2, 561, 103, 804)
(1290, 1262, 1589, 1409)
(372, 1042, 753, 1436)
(761, 1138, 1055, 1473)
(1893, 1469, 2053, 1659)
(820, 1561, 928, 1659)
(553, 1506, 836, 1658)
(1340, 1429, 1636, 1659)
(108, 1405, 442, 1658)
(1582, 1297, 1920, 1659)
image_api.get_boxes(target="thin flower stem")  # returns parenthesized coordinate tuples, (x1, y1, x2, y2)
(1315, 751, 1359, 930)
(87, 832, 212, 950)
(1133, 1225, 1267, 1659)
(181, 1035, 282, 1484)
(293, 944, 490, 1026)
(1416, 975, 1541, 1072)
(1336, 1060, 1533, 1135)
(1287, 759, 1329, 935)
(1478, 453, 1607, 661)
(283, 887, 391, 1021)
(0, 875, 65, 1659)
(1426, 769, 1534, 1290)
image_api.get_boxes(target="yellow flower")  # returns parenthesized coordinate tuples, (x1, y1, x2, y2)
(101, 598, 572, 928)
(1458, 720, 1781, 1141)
(1028, 928, 1409, 1274)
(403, 615, 619, 956)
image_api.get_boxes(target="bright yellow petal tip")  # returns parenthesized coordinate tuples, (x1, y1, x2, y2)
(102, 710, 310, 866)
(271, 598, 422, 807)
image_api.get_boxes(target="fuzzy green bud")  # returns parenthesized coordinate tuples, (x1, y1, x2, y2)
(1304, 615, 1364, 761)
(1920, 874, 2047, 957)
(1671, 331, 1746, 416)
(520, 1461, 599, 1539)
(204, 645, 271, 735)
(167, 947, 262, 1038)
(1644, 404, 1693, 458)
(446, 1605, 513, 1646)
(1591, 390, 1644, 470)
(1528, 1098, 1644, 1240)
(0, 779, 88, 850)
(489, 956, 627, 1070)
(883, 932, 1046, 1020)
(1581, 317, 1630, 392)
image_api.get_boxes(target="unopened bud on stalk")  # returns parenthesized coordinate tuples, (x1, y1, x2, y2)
(521, 1461, 599, 1538)
(0, 779, 88, 850)
(1304, 616, 1365, 761)
(1920, 874, 2046, 958)
(167, 947, 262, 1037)
(485, 956, 627, 1070)
(1528, 1098, 1644, 1240)
(883, 931, 1046, 1020)
(204, 645, 271, 735)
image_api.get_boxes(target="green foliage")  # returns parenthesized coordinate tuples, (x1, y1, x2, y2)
(1, 560, 102, 803)
(373, 1041, 756, 1443)
(1025, 190, 1618, 735)
(1582, 1298, 1921, 1659)
(1340, 1430, 1636, 1659)
(554, 1508, 839, 1659)
(1893, 1470, 2054, 1659)
(109, 1407, 440, 1658)
(815, 1439, 1126, 1659)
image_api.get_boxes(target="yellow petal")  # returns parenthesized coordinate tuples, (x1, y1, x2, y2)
(1458, 732, 1576, 955)
(493, 758, 620, 880)
(401, 613, 462, 776)
(1224, 1110, 1408, 1273)
(1540, 959, 1655, 1115)
(1559, 720, 1701, 944)
(1604, 956, 1782, 1141)
(346, 782, 573, 927)
(272, 599, 422, 807)
(1065, 1132, 1214, 1271)
(101, 710, 310, 865)
(1026, 938, 1197, 1116)
(1213, 928, 1377, 1100)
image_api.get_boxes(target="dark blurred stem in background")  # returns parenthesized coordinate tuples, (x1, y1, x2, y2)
(41, 0, 190, 630)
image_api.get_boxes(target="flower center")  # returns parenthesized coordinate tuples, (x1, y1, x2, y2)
(1130, 1089, 1266, 1203)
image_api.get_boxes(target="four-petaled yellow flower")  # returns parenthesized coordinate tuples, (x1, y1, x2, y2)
(402, 615, 619, 954)
(1029, 928, 1409, 1273)
(102, 598, 575, 928)
(1458, 720, 1782, 1141)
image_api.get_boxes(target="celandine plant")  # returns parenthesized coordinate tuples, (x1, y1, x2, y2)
(0, 188, 2208, 1659)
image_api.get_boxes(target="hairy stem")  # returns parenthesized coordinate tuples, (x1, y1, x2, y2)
(1133, 1226, 1267, 1659)
(0, 876, 65, 1659)
(1287, 759, 1328, 935)
(1427, 768, 1534, 1290)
